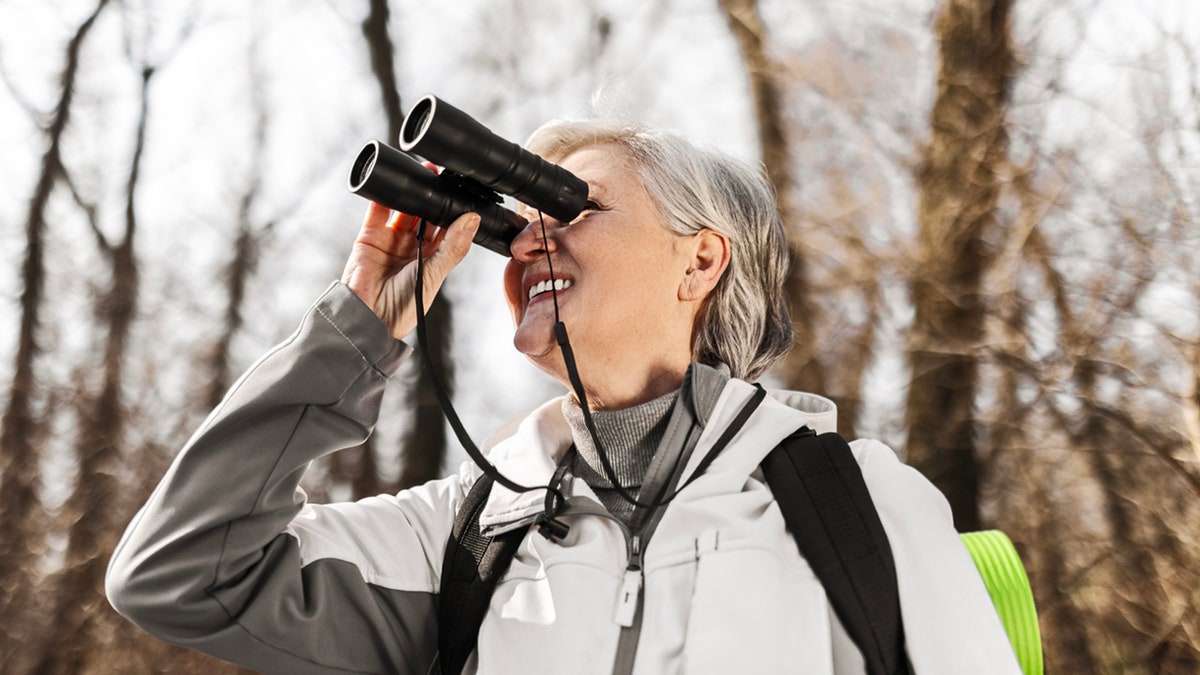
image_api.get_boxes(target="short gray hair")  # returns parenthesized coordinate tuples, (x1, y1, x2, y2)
(525, 120, 793, 380)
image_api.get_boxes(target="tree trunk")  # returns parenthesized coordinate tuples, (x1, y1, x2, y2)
(1030, 505, 1098, 675)
(399, 305, 451, 490)
(361, 0, 450, 489)
(904, 0, 1015, 531)
(205, 41, 270, 411)
(0, 1, 111, 670)
(363, 0, 404, 145)
(1186, 342, 1200, 465)
(206, 212, 259, 408)
(717, 0, 829, 402)
(35, 62, 147, 675)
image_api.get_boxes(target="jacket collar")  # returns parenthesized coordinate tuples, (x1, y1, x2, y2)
(476, 378, 838, 532)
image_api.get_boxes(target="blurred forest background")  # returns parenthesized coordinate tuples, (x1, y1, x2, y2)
(2, 0, 1198, 672)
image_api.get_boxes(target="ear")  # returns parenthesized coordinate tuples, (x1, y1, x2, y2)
(679, 229, 730, 302)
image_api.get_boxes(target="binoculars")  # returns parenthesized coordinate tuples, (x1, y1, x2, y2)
(349, 95, 590, 256)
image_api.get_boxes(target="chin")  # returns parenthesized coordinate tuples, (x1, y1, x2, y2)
(514, 322, 571, 381)
(512, 322, 555, 360)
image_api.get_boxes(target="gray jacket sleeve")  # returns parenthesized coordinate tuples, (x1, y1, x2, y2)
(106, 282, 460, 675)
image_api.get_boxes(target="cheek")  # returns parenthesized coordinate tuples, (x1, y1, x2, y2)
(502, 260, 525, 324)
(614, 240, 685, 298)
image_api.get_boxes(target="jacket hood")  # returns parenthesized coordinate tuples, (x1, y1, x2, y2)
(767, 388, 837, 433)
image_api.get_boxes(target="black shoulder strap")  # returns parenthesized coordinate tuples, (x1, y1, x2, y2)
(761, 427, 911, 675)
(437, 475, 525, 675)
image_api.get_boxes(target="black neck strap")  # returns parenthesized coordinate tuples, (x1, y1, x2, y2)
(411, 217, 766, 533)
(413, 220, 569, 528)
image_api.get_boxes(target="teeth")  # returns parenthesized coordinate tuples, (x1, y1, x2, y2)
(528, 278, 572, 301)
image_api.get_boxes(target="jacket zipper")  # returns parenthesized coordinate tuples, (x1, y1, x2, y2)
(559, 497, 652, 629)
(557, 498, 647, 673)
(610, 533, 647, 675)
(613, 534, 644, 627)
(548, 447, 720, 674)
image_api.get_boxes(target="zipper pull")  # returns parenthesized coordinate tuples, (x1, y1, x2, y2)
(614, 568, 642, 627)
(613, 535, 644, 627)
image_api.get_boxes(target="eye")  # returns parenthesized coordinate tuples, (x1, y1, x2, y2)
(569, 200, 605, 224)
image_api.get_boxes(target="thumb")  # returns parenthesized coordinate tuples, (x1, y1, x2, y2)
(423, 212, 481, 281)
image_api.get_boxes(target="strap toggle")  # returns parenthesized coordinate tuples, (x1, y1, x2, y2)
(537, 517, 570, 542)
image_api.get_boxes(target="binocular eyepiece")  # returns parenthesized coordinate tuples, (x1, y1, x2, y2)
(349, 95, 589, 256)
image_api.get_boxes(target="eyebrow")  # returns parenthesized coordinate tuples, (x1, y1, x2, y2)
(584, 180, 608, 200)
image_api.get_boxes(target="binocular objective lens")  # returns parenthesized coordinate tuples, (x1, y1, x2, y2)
(359, 154, 376, 186)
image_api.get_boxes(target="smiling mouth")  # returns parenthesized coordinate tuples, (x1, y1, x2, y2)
(528, 278, 573, 302)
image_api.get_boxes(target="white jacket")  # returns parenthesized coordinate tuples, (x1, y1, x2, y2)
(107, 282, 1022, 674)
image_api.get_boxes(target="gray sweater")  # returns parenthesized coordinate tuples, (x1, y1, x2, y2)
(563, 363, 730, 527)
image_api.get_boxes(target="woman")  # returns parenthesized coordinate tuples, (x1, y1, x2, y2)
(107, 120, 1021, 674)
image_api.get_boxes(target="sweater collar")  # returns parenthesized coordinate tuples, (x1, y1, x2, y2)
(475, 364, 833, 533)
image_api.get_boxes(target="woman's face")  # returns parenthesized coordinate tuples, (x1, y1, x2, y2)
(502, 144, 701, 404)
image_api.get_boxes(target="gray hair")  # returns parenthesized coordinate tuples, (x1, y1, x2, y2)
(525, 120, 793, 380)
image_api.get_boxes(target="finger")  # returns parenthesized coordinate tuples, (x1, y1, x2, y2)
(359, 203, 414, 259)
(389, 213, 427, 259)
(390, 211, 420, 232)
(362, 201, 393, 230)
(424, 212, 481, 280)
(411, 219, 444, 254)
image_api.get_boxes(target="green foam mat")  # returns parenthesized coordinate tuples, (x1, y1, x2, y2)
(960, 530, 1043, 675)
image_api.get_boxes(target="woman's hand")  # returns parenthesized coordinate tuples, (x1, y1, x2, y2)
(341, 201, 481, 339)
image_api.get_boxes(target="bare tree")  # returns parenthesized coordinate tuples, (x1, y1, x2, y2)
(204, 28, 275, 411)
(0, 1, 112, 671)
(717, 0, 830, 405)
(983, 198, 1102, 671)
(1188, 341, 1200, 464)
(904, 0, 1016, 531)
(363, 0, 404, 145)
(33, 50, 152, 673)
(358, 0, 450, 491)
(978, 4, 1200, 667)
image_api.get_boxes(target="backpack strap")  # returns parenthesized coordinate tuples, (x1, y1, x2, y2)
(762, 427, 911, 675)
(437, 474, 525, 675)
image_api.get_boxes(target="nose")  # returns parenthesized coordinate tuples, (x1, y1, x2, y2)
(509, 214, 561, 262)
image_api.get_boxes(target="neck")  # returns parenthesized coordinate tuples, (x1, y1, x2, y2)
(567, 358, 691, 411)
(589, 327, 697, 409)
(529, 324, 693, 411)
